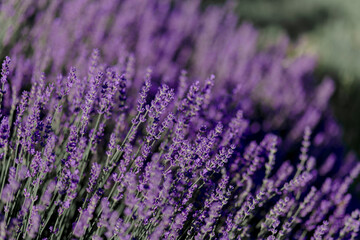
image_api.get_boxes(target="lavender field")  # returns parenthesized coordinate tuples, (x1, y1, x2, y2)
(0, 0, 359, 239)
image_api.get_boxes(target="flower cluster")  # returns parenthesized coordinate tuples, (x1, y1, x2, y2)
(0, 0, 359, 239)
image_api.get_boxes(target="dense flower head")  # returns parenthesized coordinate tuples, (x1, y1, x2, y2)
(0, 0, 358, 239)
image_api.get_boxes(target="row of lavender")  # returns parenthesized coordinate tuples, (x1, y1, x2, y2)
(0, 0, 359, 239)
(2, 0, 337, 143)
(0, 52, 356, 239)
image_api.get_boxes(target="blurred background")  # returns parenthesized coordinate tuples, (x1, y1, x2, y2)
(204, 0, 360, 155)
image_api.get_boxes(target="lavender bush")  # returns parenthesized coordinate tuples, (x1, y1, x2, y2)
(0, 0, 359, 239)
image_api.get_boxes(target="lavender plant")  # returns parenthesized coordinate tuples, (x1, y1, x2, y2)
(0, 0, 359, 239)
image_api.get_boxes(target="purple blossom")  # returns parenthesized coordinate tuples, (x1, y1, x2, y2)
(1, 56, 10, 85)
(0, 117, 9, 148)
(86, 162, 101, 193)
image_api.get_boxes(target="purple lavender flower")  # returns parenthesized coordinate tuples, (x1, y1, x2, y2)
(86, 162, 101, 193)
(0, 117, 9, 148)
(1, 56, 10, 85)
